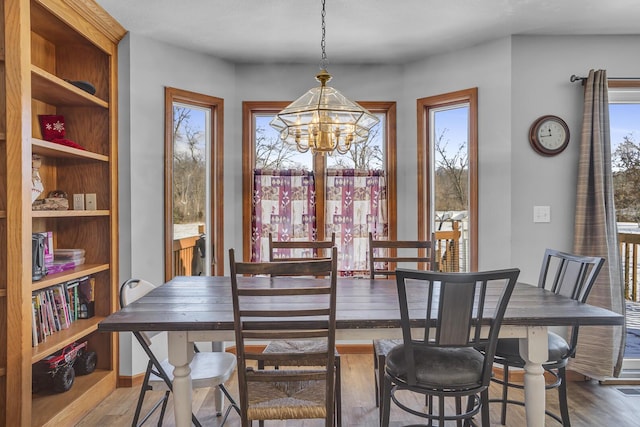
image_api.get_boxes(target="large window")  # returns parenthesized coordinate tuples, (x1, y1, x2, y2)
(417, 88, 478, 272)
(242, 101, 397, 274)
(164, 88, 224, 280)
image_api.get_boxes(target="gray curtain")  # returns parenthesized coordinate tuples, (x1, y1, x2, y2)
(570, 69, 625, 378)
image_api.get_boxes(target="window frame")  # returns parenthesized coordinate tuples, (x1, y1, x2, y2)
(164, 87, 225, 279)
(242, 101, 397, 262)
(416, 88, 478, 272)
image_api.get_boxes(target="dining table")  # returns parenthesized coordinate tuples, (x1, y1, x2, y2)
(98, 275, 624, 427)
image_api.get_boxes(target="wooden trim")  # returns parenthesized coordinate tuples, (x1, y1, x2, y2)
(164, 88, 225, 279)
(241, 101, 289, 262)
(63, 0, 127, 43)
(117, 372, 145, 388)
(416, 88, 478, 271)
(608, 80, 640, 88)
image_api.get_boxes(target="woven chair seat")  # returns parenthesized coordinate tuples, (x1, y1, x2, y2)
(246, 369, 328, 420)
(373, 338, 402, 357)
(261, 340, 340, 366)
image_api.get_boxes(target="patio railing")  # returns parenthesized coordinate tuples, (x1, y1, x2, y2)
(620, 232, 640, 301)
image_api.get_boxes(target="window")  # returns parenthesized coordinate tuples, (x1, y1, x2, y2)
(609, 82, 640, 230)
(417, 88, 478, 272)
(242, 101, 397, 275)
(164, 87, 224, 280)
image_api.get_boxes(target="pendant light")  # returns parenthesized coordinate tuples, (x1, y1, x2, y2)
(269, 0, 380, 155)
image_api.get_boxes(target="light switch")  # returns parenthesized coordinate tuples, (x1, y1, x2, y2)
(533, 205, 551, 223)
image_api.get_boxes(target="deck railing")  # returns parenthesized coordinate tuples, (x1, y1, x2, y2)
(620, 232, 640, 302)
(173, 235, 201, 276)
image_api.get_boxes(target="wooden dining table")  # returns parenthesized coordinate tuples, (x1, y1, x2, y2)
(98, 275, 624, 427)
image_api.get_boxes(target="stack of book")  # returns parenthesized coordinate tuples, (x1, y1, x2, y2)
(50, 248, 86, 274)
(31, 276, 94, 346)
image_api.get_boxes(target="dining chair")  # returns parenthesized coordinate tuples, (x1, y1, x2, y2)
(488, 249, 605, 426)
(380, 267, 520, 427)
(261, 232, 342, 426)
(269, 232, 335, 262)
(119, 279, 240, 427)
(368, 232, 436, 411)
(229, 247, 338, 427)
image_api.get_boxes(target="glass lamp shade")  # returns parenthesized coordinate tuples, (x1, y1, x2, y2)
(270, 70, 380, 154)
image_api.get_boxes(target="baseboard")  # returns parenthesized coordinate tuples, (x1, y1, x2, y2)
(118, 373, 145, 388)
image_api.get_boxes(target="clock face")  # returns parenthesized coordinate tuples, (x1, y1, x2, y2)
(529, 115, 570, 156)
(537, 120, 567, 150)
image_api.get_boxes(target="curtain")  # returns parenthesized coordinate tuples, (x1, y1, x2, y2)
(251, 169, 317, 262)
(325, 169, 388, 275)
(571, 69, 625, 378)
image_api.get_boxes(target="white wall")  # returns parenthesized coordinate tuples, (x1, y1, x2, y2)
(403, 37, 513, 271)
(509, 35, 640, 284)
(117, 34, 236, 375)
(118, 33, 640, 375)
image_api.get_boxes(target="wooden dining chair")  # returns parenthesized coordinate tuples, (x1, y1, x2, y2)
(119, 279, 240, 427)
(229, 248, 338, 427)
(381, 267, 520, 427)
(488, 249, 605, 426)
(261, 232, 342, 426)
(368, 232, 436, 411)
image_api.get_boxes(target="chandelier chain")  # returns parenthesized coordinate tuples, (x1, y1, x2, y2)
(320, 0, 327, 69)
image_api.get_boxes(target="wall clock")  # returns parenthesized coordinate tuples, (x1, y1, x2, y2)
(529, 115, 570, 156)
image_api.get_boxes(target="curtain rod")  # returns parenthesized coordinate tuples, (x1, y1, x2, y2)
(570, 74, 640, 83)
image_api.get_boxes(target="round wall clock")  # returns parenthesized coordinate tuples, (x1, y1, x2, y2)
(529, 115, 570, 156)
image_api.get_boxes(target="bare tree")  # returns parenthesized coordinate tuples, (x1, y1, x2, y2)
(330, 126, 384, 170)
(173, 106, 206, 224)
(613, 133, 640, 225)
(434, 127, 468, 211)
(255, 125, 306, 169)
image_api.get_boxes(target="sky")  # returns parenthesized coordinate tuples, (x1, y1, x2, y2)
(609, 103, 640, 151)
(177, 100, 639, 166)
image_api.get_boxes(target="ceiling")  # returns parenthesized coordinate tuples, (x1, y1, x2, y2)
(96, 0, 640, 65)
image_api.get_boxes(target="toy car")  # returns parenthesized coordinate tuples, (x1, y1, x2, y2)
(32, 341, 97, 393)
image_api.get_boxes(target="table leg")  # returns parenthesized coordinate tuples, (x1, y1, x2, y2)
(212, 341, 224, 414)
(169, 331, 195, 427)
(519, 326, 548, 427)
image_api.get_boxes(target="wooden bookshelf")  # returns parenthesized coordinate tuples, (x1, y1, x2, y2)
(1, 1, 125, 426)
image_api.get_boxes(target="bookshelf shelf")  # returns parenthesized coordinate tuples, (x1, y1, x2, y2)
(31, 65, 109, 108)
(31, 316, 105, 363)
(31, 369, 115, 427)
(32, 264, 109, 292)
(32, 210, 110, 218)
(32, 138, 109, 162)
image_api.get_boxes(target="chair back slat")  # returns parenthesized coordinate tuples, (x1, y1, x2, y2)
(369, 232, 435, 278)
(538, 249, 605, 355)
(229, 247, 338, 425)
(396, 268, 520, 387)
(269, 232, 336, 261)
(437, 282, 476, 346)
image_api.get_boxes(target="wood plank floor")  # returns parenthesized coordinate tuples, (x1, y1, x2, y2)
(76, 353, 640, 426)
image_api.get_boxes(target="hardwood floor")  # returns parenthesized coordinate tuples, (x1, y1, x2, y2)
(76, 353, 639, 426)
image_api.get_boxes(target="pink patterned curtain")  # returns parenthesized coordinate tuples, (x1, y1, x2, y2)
(251, 169, 317, 262)
(325, 169, 388, 275)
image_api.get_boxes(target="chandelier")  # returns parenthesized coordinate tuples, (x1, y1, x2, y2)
(269, 0, 379, 155)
